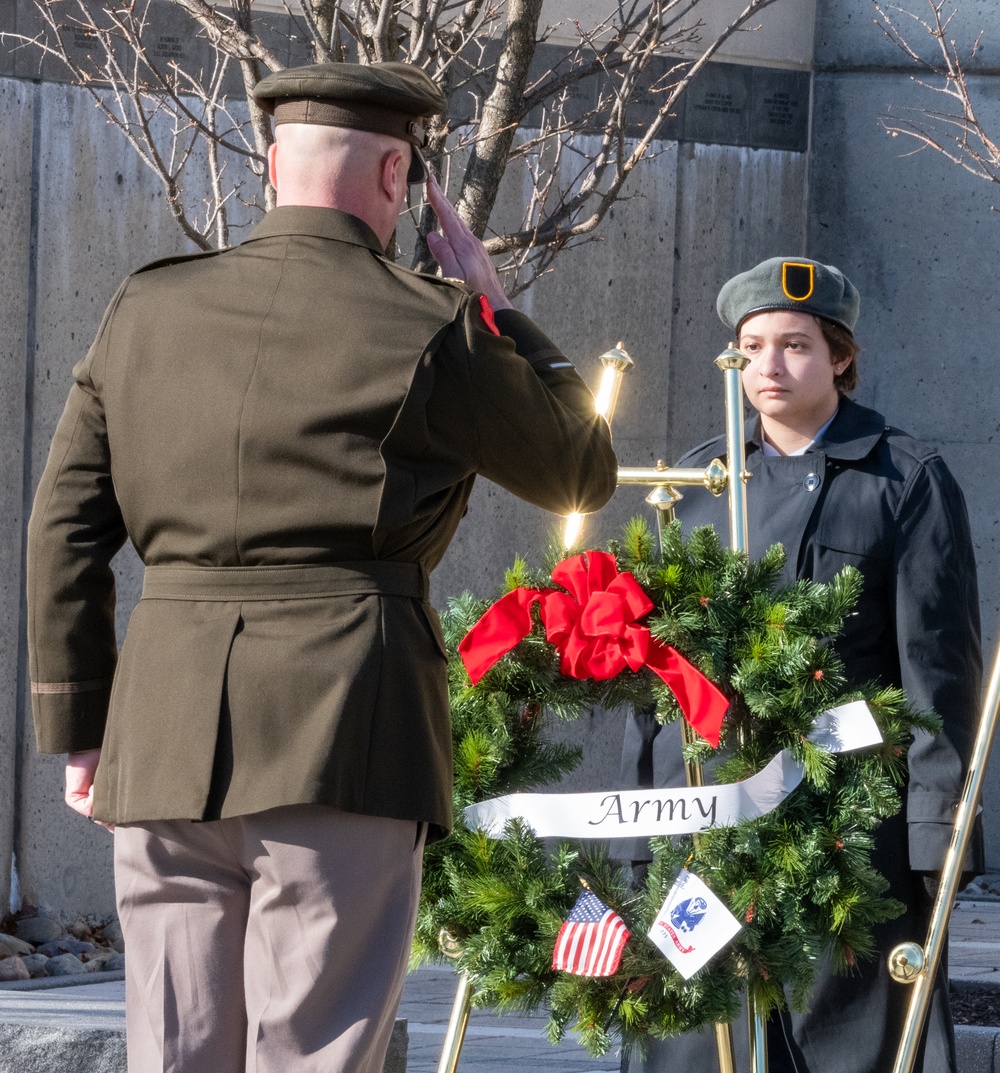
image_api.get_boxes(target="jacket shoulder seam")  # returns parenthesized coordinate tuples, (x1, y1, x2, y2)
(131, 249, 228, 277)
(881, 427, 941, 465)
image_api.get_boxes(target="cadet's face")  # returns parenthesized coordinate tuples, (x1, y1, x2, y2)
(738, 310, 849, 433)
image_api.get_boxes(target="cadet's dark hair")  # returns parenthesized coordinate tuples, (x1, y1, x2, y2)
(818, 318, 860, 395)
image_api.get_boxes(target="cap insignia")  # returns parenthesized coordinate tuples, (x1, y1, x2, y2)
(781, 262, 814, 302)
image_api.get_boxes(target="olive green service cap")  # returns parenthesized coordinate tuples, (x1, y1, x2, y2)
(717, 256, 861, 334)
(254, 61, 447, 184)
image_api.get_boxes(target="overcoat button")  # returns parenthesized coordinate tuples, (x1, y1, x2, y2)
(803, 473, 820, 492)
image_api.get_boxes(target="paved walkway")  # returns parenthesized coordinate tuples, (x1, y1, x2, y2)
(950, 899, 1000, 984)
(0, 966, 617, 1073)
(1, 899, 998, 1073)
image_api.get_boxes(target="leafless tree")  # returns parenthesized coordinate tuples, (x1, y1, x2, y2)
(5, 0, 781, 293)
(874, 1, 1000, 191)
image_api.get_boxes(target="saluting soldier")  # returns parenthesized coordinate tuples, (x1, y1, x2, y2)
(27, 61, 617, 1073)
(621, 258, 982, 1073)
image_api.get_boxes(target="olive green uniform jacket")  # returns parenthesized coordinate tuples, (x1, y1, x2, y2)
(27, 206, 617, 835)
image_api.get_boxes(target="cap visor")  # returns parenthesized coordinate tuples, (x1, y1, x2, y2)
(407, 146, 429, 185)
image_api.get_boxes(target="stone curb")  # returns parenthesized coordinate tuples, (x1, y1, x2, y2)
(0, 1018, 408, 1073)
(0, 970, 126, 992)
(954, 977, 1000, 995)
(0, 1025, 127, 1073)
(0, 1011, 993, 1071)
(956, 1025, 1000, 1073)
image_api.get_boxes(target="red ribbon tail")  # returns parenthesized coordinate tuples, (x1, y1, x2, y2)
(644, 638, 729, 749)
(458, 588, 543, 684)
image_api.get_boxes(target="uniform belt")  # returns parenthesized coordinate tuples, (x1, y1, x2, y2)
(141, 562, 428, 601)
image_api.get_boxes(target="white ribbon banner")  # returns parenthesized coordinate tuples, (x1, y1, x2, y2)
(464, 700, 882, 840)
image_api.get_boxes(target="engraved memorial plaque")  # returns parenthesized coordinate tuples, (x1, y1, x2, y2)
(749, 67, 809, 152)
(1, 0, 17, 75)
(14, 0, 123, 83)
(522, 42, 599, 132)
(623, 55, 683, 142)
(682, 61, 752, 149)
(448, 37, 502, 128)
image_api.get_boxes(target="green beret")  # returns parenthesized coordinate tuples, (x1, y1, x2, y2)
(717, 257, 860, 334)
(254, 61, 447, 184)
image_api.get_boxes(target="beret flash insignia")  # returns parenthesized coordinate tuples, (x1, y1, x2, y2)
(781, 262, 815, 302)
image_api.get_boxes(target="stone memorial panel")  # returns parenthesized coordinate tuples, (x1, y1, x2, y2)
(0, 0, 17, 74)
(525, 42, 600, 132)
(143, 1, 215, 95)
(13, 0, 124, 83)
(682, 60, 752, 149)
(622, 54, 683, 141)
(749, 66, 809, 152)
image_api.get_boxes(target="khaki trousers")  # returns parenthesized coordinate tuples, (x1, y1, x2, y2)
(114, 805, 425, 1073)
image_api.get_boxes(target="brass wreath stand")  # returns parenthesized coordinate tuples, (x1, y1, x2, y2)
(434, 347, 1000, 1073)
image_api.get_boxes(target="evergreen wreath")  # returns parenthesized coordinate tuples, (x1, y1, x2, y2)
(413, 519, 937, 1057)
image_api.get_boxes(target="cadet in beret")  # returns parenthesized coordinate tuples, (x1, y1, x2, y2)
(27, 60, 617, 1072)
(621, 257, 981, 1073)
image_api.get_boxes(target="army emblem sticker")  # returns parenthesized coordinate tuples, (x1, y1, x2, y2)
(781, 261, 814, 302)
(648, 869, 742, 979)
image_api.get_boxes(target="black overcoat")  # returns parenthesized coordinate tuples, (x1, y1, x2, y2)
(621, 397, 982, 1073)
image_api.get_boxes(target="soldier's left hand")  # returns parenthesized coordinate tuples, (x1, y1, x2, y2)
(66, 749, 115, 831)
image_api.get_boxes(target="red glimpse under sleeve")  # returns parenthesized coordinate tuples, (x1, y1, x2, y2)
(478, 295, 501, 336)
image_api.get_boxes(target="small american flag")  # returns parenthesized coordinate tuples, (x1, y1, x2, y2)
(551, 889, 630, 977)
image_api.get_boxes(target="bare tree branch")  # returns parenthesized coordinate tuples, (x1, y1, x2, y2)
(168, 0, 284, 68)
(289, 0, 337, 64)
(875, 1, 1000, 185)
(231, 0, 276, 210)
(480, 0, 782, 255)
(455, 0, 543, 237)
(6, 0, 788, 284)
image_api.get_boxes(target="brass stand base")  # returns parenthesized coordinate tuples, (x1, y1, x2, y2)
(436, 973, 474, 1073)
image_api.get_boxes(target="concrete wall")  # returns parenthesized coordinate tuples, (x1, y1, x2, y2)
(14, 80, 215, 917)
(0, 80, 206, 915)
(3, 0, 1000, 917)
(811, 0, 1000, 860)
(0, 76, 34, 918)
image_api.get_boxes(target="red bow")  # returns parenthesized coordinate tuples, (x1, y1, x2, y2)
(458, 551, 729, 748)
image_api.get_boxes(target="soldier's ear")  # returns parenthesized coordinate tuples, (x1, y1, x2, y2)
(380, 148, 407, 203)
(267, 142, 279, 193)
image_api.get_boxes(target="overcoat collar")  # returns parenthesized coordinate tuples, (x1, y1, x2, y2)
(242, 205, 386, 254)
(747, 396, 886, 462)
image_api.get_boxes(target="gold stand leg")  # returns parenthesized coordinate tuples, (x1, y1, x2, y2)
(681, 720, 737, 1073)
(714, 1022, 738, 1073)
(714, 349, 750, 555)
(576, 344, 756, 1072)
(668, 348, 749, 793)
(889, 637, 1000, 1073)
(436, 973, 475, 1073)
(747, 993, 768, 1073)
(646, 483, 682, 553)
(716, 346, 768, 1073)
